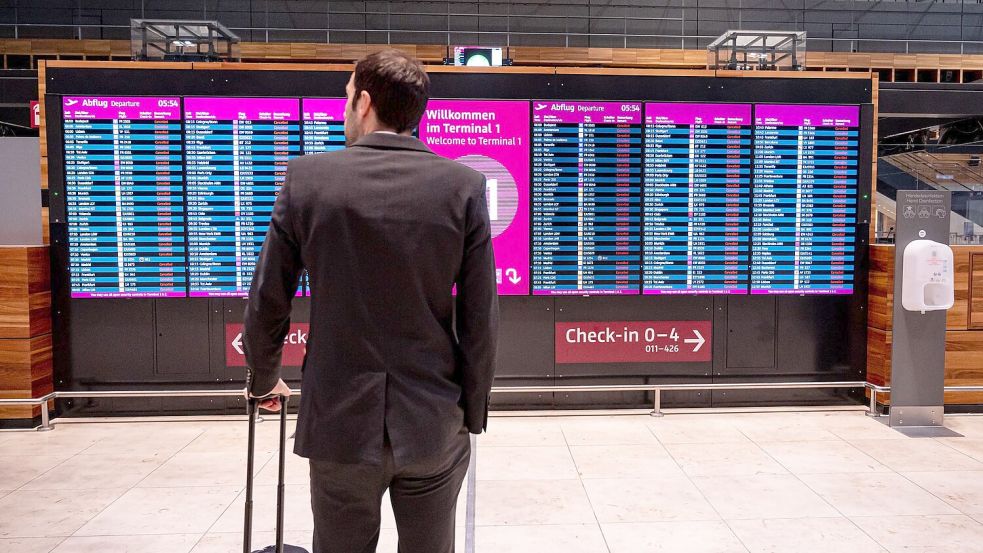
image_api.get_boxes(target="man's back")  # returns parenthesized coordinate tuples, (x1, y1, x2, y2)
(244, 132, 499, 467)
(244, 50, 498, 553)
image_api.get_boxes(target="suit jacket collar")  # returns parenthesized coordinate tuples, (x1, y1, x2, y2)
(351, 132, 434, 154)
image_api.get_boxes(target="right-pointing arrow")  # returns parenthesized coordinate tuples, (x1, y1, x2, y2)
(683, 329, 706, 352)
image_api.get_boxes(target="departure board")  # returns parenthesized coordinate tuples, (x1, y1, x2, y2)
(63, 96, 186, 298)
(184, 97, 302, 297)
(751, 104, 859, 295)
(531, 101, 643, 295)
(418, 99, 531, 295)
(300, 99, 344, 297)
(302, 98, 347, 154)
(643, 103, 752, 295)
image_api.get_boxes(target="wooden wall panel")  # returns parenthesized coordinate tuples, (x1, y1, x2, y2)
(0, 334, 52, 419)
(950, 249, 972, 330)
(8, 40, 983, 76)
(0, 246, 51, 421)
(865, 328, 983, 405)
(868, 246, 979, 332)
(971, 253, 983, 330)
(868, 245, 983, 405)
(39, 156, 47, 191)
(868, 245, 894, 331)
(41, 209, 49, 245)
(866, 326, 891, 388)
(945, 331, 983, 404)
(38, 61, 46, 159)
(0, 247, 51, 339)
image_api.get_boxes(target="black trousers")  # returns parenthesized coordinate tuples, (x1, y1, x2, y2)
(308, 429, 471, 553)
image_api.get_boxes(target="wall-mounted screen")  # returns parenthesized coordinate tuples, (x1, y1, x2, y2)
(63, 96, 186, 298)
(531, 101, 643, 295)
(418, 99, 531, 295)
(751, 104, 859, 295)
(453, 46, 504, 67)
(59, 92, 865, 300)
(642, 103, 752, 295)
(302, 98, 347, 155)
(184, 97, 302, 297)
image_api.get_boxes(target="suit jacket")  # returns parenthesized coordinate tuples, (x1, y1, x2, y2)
(243, 132, 499, 467)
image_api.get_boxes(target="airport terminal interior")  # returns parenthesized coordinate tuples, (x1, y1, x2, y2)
(2, 0, 983, 551)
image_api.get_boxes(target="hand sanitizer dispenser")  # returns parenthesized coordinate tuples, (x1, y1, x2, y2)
(901, 239, 954, 313)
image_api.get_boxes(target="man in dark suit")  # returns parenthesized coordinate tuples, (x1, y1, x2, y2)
(242, 50, 499, 553)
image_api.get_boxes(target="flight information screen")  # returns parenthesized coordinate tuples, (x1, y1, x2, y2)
(751, 104, 859, 295)
(418, 99, 531, 295)
(531, 101, 643, 295)
(643, 103, 752, 295)
(184, 97, 302, 297)
(302, 98, 347, 155)
(63, 96, 186, 298)
(302, 98, 346, 298)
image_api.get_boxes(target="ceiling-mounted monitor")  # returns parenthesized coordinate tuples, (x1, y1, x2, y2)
(453, 46, 505, 67)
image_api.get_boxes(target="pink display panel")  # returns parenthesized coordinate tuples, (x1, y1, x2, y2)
(418, 99, 531, 295)
(63, 96, 187, 298)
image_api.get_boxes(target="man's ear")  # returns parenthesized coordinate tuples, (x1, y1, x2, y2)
(356, 90, 372, 117)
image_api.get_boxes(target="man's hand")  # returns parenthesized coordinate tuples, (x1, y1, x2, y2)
(246, 378, 292, 412)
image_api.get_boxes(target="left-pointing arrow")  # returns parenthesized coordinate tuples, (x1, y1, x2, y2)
(232, 332, 244, 355)
(683, 329, 706, 352)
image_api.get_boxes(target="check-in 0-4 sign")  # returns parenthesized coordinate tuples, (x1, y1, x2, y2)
(225, 323, 309, 367)
(555, 321, 712, 364)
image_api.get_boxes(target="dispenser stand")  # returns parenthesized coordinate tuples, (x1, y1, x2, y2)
(889, 190, 951, 430)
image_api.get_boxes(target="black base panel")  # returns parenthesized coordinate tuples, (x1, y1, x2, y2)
(0, 417, 42, 430)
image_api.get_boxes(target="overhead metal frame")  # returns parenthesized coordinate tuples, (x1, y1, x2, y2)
(131, 19, 240, 62)
(708, 30, 807, 71)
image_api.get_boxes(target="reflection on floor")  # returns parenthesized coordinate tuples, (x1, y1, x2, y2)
(1, 409, 983, 552)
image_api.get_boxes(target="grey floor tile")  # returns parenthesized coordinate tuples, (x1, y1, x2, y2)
(757, 440, 888, 474)
(561, 417, 661, 446)
(476, 446, 579, 481)
(0, 488, 127, 538)
(475, 479, 596, 526)
(192, 531, 311, 553)
(799, 472, 960, 517)
(727, 517, 887, 553)
(602, 520, 749, 553)
(647, 416, 750, 445)
(583, 476, 718, 523)
(0, 455, 70, 489)
(665, 442, 788, 477)
(137, 452, 268, 488)
(477, 524, 608, 553)
(23, 453, 166, 490)
(477, 418, 567, 447)
(849, 438, 983, 473)
(0, 537, 65, 553)
(851, 514, 983, 553)
(692, 474, 839, 520)
(570, 444, 679, 479)
(50, 534, 201, 553)
(903, 470, 983, 515)
(74, 486, 241, 536)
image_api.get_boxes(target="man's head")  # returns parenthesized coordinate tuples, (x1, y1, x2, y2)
(344, 49, 430, 146)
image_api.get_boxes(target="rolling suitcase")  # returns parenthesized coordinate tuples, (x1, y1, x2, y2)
(244, 395, 309, 553)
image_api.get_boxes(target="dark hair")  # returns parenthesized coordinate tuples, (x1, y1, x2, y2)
(353, 49, 430, 133)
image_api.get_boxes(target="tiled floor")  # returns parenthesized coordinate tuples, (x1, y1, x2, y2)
(1, 409, 983, 552)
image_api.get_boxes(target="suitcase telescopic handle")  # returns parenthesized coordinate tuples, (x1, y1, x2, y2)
(244, 394, 290, 553)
